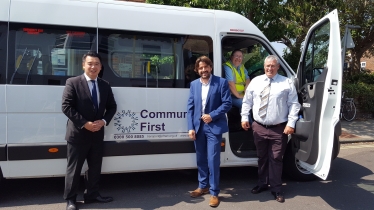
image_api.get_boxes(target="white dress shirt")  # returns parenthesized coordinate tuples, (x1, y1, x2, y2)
(241, 74, 300, 128)
(200, 76, 212, 115)
(84, 73, 101, 106)
(83, 73, 106, 126)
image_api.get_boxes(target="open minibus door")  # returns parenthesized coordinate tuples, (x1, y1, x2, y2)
(292, 9, 342, 180)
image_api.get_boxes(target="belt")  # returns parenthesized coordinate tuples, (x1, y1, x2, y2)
(254, 121, 287, 128)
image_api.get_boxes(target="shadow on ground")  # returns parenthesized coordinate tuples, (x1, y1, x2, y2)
(0, 156, 373, 209)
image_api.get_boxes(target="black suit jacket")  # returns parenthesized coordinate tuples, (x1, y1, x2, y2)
(62, 74, 117, 143)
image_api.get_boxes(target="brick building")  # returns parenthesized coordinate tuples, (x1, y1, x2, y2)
(361, 54, 374, 72)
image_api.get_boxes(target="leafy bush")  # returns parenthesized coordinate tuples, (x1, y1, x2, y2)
(345, 72, 374, 84)
(343, 82, 374, 114)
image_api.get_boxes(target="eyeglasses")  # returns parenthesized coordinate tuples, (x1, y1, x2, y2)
(233, 55, 243, 59)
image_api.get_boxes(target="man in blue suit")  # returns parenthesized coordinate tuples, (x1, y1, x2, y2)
(187, 56, 232, 207)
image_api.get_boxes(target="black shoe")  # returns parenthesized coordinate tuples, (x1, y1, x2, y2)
(251, 185, 268, 194)
(66, 200, 77, 210)
(84, 195, 113, 204)
(271, 191, 285, 203)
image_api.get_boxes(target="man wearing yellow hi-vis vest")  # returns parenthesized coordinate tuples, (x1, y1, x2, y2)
(223, 49, 251, 111)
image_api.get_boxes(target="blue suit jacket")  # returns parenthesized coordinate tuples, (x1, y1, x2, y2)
(187, 75, 232, 135)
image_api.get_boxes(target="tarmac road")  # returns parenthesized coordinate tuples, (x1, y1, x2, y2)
(0, 142, 374, 210)
(340, 118, 374, 143)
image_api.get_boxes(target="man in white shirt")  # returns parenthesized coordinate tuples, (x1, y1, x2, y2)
(187, 56, 232, 207)
(241, 55, 300, 203)
(62, 51, 117, 210)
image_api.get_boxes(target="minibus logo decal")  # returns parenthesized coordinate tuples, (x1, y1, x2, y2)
(113, 110, 138, 133)
(230, 29, 244, 32)
(111, 109, 189, 140)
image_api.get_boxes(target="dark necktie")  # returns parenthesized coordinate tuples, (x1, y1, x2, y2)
(259, 79, 272, 118)
(91, 80, 98, 110)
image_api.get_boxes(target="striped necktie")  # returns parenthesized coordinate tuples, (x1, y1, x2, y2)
(259, 79, 272, 118)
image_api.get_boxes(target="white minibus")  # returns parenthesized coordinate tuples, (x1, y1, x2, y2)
(0, 0, 342, 184)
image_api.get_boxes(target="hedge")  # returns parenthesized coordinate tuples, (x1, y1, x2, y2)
(345, 72, 374, 84)
(342, 82, 374, 114)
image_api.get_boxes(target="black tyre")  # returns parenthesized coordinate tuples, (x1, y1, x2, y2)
(331, 134, 340, 160)
(0, 167, 4, 188)
(283, 143, 317, 181)
(342, 102, 356, 121)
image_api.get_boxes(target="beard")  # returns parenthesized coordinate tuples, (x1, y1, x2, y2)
(199, 71, 211, 79)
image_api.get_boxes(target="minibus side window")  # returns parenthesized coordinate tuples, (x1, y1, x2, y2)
(245, 43, 271, 78)
(0, 22, 6, 84)
(7, 23, 96, 85)
(302, 22, 330, 84)
(98, 30, 213, 88)
(221, 38, 287, 80)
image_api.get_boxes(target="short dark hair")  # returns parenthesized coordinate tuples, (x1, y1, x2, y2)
(195, 56, 213, 72)
(230, 49, 243, 58)
(82, 51, 102, 64)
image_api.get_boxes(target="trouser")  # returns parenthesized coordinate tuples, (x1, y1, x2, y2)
(231, 96, 243, 109)
(252, 121, 288, 193)
(194, 123, 221, 196)
(63, 140, 104, 201)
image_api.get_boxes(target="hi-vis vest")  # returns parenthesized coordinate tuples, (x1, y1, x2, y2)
(224, 61, 246, 94)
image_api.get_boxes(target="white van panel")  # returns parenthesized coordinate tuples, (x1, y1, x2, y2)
(112, 87, 189, 111)
(0, 116, 5, 145)
(215, 10, 265, 38)
(7, 113, 66, 144)
(6, 159, 66, 178)
(101, 153, 197, 174)
(98, 3, 215, 36)
(9, 0, 97, 27)
(106, 88, 189, 141)
(7, 86, 63, 113)
(6, 86, 190, 144)
(0, 86, 5, 145)
(0, 86, 5, 113)
(0, 0, 9, 22)
(6, 85, 68, 144)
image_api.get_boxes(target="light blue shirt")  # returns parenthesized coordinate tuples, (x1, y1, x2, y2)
(223, 62, 249, 82)
(241, 74, 300, 128)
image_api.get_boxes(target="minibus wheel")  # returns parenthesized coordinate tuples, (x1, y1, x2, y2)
(0, 167, 4, 187)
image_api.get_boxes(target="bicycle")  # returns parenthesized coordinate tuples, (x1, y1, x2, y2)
(341, 91, 356, 121)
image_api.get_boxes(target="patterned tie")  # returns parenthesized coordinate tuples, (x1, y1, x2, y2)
(259, 79, 272, 118)
(91, 80, 98, 110)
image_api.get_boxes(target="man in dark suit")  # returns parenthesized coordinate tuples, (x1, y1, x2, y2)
(62, 51, 117, 210)
(187, 56, 232, 207)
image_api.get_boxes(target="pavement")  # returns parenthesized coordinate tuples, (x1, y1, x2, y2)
(340, 118, 374, 143)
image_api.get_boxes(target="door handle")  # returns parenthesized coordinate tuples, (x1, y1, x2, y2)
(328, 88, 335, 94)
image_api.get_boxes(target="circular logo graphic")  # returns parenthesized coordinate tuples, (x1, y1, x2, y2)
(114, 110, 138, 133)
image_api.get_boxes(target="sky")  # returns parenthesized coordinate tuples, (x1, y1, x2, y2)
(271, 42, 288, 57)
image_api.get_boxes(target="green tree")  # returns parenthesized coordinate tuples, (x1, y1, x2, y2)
(340, 0, 374, 75)
(145, 0, 191, 7)
(146, 0, 373, 73)
(279, 1, 343, 70)
(146, 0, 283, 29)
